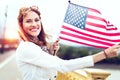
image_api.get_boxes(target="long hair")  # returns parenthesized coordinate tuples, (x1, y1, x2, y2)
(17, 6, 50, 47)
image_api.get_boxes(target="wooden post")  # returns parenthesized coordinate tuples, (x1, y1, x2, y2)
(56, 68, 111, 80)
(84, 68, 111, 80)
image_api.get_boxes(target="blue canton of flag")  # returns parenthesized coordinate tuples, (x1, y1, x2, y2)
(64, 4, 88, 30)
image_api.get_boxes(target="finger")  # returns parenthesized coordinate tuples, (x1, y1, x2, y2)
(55, 38, 60, 43)
(113, 44, 120, 49)
(56, 39, 60, 43)
(54, 39, 59, 46)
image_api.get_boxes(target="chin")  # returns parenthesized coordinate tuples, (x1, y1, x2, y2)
(30, 33, 39, 37)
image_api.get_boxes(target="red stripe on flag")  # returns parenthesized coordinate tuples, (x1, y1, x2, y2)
(89, 8, 101, 14)
(60, 31, 114, 46)
(85, 27, 120, 36)
(60, 36, 108, 49)
(86, 21, 106, 29)
(62, 25, 120, 38)
(87, 14, 107, 24)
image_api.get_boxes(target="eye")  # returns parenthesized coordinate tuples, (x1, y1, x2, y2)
(26, 19, 32, 23)
(35, 18, 40, 22)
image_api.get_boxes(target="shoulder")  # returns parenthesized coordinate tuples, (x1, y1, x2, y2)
(19, 41, 37, 47)
(16, 41, 43, 60)
(18, 41, 39, 49)
(16, 41, 41, 55)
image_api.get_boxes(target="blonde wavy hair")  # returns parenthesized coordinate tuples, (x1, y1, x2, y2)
(17, 5, 50, 47)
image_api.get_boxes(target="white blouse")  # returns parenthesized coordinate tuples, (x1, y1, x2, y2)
(16, 41, 94, 80)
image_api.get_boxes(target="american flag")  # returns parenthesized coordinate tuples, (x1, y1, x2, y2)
(59, 2, 120, 49)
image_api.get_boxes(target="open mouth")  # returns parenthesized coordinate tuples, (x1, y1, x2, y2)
(30, 28, 39, 32)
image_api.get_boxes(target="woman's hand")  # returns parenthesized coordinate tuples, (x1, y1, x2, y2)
(93, 43, 120, 63)
(49, 38, 60, 55)
(104, 43, 120, 58)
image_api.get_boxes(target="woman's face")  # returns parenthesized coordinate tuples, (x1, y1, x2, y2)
(22, 11, 41, 37)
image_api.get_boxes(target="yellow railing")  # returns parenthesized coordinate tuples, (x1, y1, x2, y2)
(56, 68, 111, 80)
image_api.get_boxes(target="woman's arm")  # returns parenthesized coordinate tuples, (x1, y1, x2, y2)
(16, 41, 120, 72)
(93, 44, 120, 63)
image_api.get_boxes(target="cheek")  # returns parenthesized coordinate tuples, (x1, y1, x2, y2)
(23, 25, 30, 33)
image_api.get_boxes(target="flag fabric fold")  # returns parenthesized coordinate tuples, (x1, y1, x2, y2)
(59, 2, 120, 49)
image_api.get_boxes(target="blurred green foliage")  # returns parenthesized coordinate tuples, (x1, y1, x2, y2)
(57, 43, 120, 64)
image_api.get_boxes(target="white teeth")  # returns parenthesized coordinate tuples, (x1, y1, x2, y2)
(30, 28, 38, 32)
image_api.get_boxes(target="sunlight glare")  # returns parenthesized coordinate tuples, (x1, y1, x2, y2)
(5, 28, 19, 40)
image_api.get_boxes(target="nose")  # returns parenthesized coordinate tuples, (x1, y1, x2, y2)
(31, 21, 37, 27)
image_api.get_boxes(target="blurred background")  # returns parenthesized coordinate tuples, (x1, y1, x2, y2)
(0, 0, 120, 80)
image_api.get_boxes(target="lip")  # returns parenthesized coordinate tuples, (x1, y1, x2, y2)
(30, 28, 39, 32)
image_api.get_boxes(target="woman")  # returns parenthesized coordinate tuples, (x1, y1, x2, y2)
(16, 5, 120, 80)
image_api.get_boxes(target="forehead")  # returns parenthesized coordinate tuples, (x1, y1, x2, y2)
(23, 11, 39, 19)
